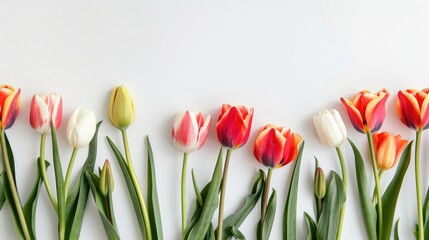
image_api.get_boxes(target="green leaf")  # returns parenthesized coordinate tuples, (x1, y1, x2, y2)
(65, 121, 102, 240)
(86, 171, 120, 240)
(423, 185, 429, 239)
(0, 172, 5, 211)
(217, 169, 265, 240)
(394, 219, 400, 240)
(349, 139, 377, 240)
(107, 136, 146, 238)
(191, 169, 203, 207)
(304, 212, 317, 240)
(380, 141, 412, 240)
(283, 142, 305, 240)
(317, 172, 346, 240)
(146, 137, 164, 240)
(229, 226, 246, 240)
(186, 147, 224, 239)
(205, 223, 216, 240)
(261, 190, 277, 240)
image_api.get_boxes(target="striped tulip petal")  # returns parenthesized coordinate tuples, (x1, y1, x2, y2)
(172, 110, 211, 153)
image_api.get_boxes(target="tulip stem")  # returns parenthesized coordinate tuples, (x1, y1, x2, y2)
(121, 130, 152, 240)
(335, 146, 347, 240)
(371, 170, 384, 204)
(181, 152, 188, 236)
(217, 148, 232, 240)
(0, 130, 31, 240)
(38, 133, 58, 212)
(260, 168, 273, 239)
(367, 132, 383, 240)
(64, 147, 78, 197)
(415, 130, 424, 240)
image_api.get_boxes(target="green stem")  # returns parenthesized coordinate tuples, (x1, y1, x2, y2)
(317, 198, 323, 222)
(335, 146, 347, 240)
(181, 152, 189, 236)
(415, 130, 424, 240)
(64, 147, 78, 197)
(217, 148, 232, 240)
(38, 133, 58, 212)
(367, 132, 383, 240)
(372, 171, 384, 204)
(260, 168, 273, 239)
(121, 130, 152, 240)
(0, 130, 31, 240)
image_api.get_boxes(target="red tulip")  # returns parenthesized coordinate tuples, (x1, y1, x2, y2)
(0, 85, 21, 130)
(30, 93, 63, 134)
(216, 104, 253, 149)
(372, 132, 408, 170)
(172, 111, 211, 153)
(253, 124, 303, 168)
(340, 89, 389, 133)
(396, 89, 429, 131)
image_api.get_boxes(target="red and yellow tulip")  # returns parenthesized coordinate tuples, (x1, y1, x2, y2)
(372, 132, 408, 171)
(0, 85, 21, 130)
(341, 89, 389, 133)
(396, 89, 429, 131)
(216, 104, 253, 149)
(30, 93, 63, 134)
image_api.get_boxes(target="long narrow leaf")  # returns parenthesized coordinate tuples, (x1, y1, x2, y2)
(283, 142, 305, 240)
(394, 219, 400, 240)
(349, 139, 377, 240)
(146, 137, 163, 240)
(380, 141, 412, 240)
(261, 189, 277, 240)
(0, 172, 5, 211)
(304, 212, 317, 240)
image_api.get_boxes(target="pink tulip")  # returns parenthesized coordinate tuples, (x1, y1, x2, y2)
(30, 93, 63, 134)
(172, 111, 211, 153)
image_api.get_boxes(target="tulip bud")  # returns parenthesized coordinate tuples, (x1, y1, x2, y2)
(29, 93, 63, 134)
(109, 85, 135, 130)
(66, 108, 96, 148)
(372, 132, 408, 170)
(314, 167, 326, 199)
(171, 110, 211, 153)
(0, 85, 21, 130)
(99, 160, 114, 196)
(313, 109, 347, 147)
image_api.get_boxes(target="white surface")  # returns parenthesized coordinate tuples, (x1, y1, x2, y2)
(1, 0, 429, 239)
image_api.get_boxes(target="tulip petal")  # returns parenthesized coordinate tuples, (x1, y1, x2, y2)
(216, 106, 248, 148)
(341, 97, 365, 133)
(397, 90, 421, 130)
(254, 128, 285, 168)
(280, 131, 302, 167)
(2, 88, 21, 129)
(420, 91, 429, 130)
(196, 115, 211, 150)
(172, 111, 199, 152)
(365, 93, 388, 132)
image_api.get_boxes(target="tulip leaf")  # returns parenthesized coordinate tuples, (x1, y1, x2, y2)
(191, 169, 203, 206)
(349, 139, 377, 240)
(283, 142, 305, 240)
(86, 171, 120, 240)
(106, 136, 146, 238)
(186, 147, 223, 240)
(0, 172, 5, 211)
(64, 121, 102, 240)
(146, 137, 164, 240)
(229, 226, 246, 240)
(304, 212, 317, 240)
(261, 189, 277, 240)
(205, 223, 216, 240)
(394, 219, 400, 240)
(216, 169, 265, 240)
(422, 183, 429, 239)
(380, 141, 412, 240)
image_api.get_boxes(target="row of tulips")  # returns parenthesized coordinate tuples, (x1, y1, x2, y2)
(0, 83, 428, 240)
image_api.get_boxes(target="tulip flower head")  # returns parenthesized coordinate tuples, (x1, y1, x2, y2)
(172, 110, 211, 153)
(314, 167, 326, 199)
(372, 132, 408, 171)
(396, 89, 429, 131)
(0, 85, 21, 130)
(253, 124, 303, 168)
(30, 93, 63, 134)
(99, 160, 115, 196)
(109, 85, 135, 130)
(216, 104, 254, 149)
(341, 89, 389, 133)
(313, 109, 347, 147)
(66, 108, 96, 148)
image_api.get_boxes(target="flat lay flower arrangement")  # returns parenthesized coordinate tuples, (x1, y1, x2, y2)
(0, 84, 428, 240)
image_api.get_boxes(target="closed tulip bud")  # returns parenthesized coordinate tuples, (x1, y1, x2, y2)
(66, 108, 96, 148)
(99, 160, 114, 196)
(216, 104, 254, 149)
(313, 109, 347, 147)
(109, 85, 135, 130)
(0, 85, 21, 130)
(397, 89, 429, 131)
(341, 89, 389, 133)
(30, 93, 63, 134)
(372, 132, 408, 171)
(172, 110, 211, 153)
(253, 124, 303, 168)
(314, 167, 326, 199)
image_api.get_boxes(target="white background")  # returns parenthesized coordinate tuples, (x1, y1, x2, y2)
(1, 0, 429, 239)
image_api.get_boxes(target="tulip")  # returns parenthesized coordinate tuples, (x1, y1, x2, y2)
(340, 89, 389, 134)
(216, 104, 254, 149)
(372, 132, 407, 171)
(396, 89, 429, 131)
(314, 167, 326, 199)
(66, 108, 97, 148)
(313, 109, 347, 147)
(172, 111, 211, 153)
(99, 160, 115, 196)
(109, 85, 135, 130)
(30, 93, 63, 134)
(253, 124, 303, 168)
(0, 85, 21, 130)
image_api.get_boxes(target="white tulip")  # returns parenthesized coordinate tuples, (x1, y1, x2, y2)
(66, 108, 96, 148)
(313, 109, 347, 147)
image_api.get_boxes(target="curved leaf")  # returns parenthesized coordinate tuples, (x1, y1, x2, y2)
(0, 172, 5, 211)
(394, 219, 400, 240)
(261, 189, 277, 240)
(304, 212, 317, 240)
